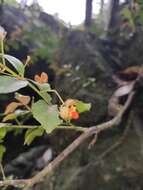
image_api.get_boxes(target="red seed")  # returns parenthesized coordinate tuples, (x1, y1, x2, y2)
(70, 111, 79, 120)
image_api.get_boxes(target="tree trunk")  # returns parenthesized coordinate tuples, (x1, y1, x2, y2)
(108, 0, 119, 31)
(100, 0, 104, 15)
(84, 0, 93, 28)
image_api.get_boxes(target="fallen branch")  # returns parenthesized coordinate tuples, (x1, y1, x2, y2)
(0, 91, 135, 189)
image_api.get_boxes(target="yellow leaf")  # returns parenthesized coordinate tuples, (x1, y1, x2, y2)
(120, 66, 143, 75)
(2, 113, 17, 122)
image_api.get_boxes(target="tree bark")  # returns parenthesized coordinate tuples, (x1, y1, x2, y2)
(84, 0, 93, 28)
(108, 0, 119, 31)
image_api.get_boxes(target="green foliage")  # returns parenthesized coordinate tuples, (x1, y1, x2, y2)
(24, 128, 44, 145)
(32, 100, 62, 133)
(4, 0, 18, 6)
(89, 18, 105, 36)
(76, 101, 91, 113)
(0, 128, 7, 141)
(33, 82, 51, 91)
(0, 145, 6, 161)
(0, 25, 91, 161)
(20, 26, 60, 63)
(0, 76, 28, 93)
(1, 54, 25, 76)
(121, 7, 135, 31)
(121, 3, 143, 34)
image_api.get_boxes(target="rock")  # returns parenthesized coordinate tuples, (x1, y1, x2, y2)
(0, 4, 63, 35)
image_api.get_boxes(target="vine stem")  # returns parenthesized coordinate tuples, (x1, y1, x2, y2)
(0, 63, 18, 77)
(28, 82, 50, 104)
(0, 90, 135, 189)
(49, 89, 64, 104)
(0, 163, 6, 180)
(0, 123, 86, 132)
(0, 38, 5, 66)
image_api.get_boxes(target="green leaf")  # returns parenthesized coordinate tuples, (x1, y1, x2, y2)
(40, 92, 52, 104)
(34, 82, 51, 91)
(0, 145, 6, 161)
(76, 101, 91, 113)
(0, 76, 28, 94)
(0, 128, 7, 140)
(0, 54, 25, 76)
(24, 128, 44, 145)
(32, 100, 62, 133)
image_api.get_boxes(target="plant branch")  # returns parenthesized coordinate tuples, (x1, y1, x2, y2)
(0, 39, 5, 66)
(0, 123, 86, 132)
(0, 90, 135, 189)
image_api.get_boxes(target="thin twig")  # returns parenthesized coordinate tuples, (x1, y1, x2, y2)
(88, 133, 98, 149)
(0, 124, 86, 132)
(94, 112, 132, 164)
(0, 163, 6, 180)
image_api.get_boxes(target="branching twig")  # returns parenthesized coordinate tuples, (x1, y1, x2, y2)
(94, 111, 133, 164)
(88, 132, 98, 149)
(0, 91, 135, 189)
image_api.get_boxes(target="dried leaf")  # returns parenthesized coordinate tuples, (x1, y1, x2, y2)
(108, 96, 123, 116)
(34, 72, 48, 84)
(15, 94, 31, 105)
(4, 102, 21, 115)
(119, 66, 143, 75)
(114, 82, 134, 97)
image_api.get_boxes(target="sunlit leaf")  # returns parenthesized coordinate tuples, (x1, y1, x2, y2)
(76, 101, 91, 113)
(32, 100, 61, 133)
(0, 145, 6, 161)
(0, 54, 25, 76)
(0, 76, 28, 94)
(24, 128, 44, 145)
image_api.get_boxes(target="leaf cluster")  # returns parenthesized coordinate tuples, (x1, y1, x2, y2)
(0, 27, 91, 161)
